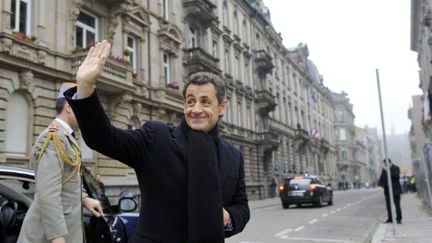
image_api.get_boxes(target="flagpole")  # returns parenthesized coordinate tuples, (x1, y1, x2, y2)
(376, 68, 396, 235)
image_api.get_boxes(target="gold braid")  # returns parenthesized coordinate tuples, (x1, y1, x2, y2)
(37, 131, 81, 184)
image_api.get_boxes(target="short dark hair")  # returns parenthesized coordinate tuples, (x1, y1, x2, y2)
(55, 98, 67, 115)
(383, 158, 392, 163)
(182, 72, 226, 104)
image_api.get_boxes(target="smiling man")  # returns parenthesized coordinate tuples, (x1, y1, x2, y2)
(63, 40, 250, 243)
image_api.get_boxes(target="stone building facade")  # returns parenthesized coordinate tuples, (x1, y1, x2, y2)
(410, 0, 432, 207)
(0, 0, 339, 201)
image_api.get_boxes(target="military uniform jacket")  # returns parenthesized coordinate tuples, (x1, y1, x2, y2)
(17, 119, 83, 243)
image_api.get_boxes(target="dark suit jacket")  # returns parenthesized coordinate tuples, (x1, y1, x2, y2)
(66, 90, 250, 243)
(378, 164, 402, 196)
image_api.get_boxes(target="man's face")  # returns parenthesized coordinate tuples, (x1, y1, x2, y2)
(184, 83, 227, 132)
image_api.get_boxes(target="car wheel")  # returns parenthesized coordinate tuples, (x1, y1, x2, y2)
(282, 202, 290, 209)
(315, 195, 323, 207)
(328, 195, 333, 206)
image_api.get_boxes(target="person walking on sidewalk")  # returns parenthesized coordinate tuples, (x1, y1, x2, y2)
(378, 158, 403, 224)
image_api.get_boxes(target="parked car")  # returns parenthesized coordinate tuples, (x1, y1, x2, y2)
(0, 165, 139, 243)
(279, 175, 333, 209)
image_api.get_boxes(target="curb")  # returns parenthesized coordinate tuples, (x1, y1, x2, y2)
(362, 212, 386, 243)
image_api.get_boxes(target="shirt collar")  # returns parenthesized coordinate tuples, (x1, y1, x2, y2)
(55, 118, 74, 135)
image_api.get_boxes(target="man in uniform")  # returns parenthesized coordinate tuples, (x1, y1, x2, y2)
(17, 83, 103, 243)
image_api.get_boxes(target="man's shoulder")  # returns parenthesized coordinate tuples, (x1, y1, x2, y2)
(219, 138, 242, 156)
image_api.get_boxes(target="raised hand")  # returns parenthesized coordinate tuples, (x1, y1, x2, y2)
(76, 40, 111, 98)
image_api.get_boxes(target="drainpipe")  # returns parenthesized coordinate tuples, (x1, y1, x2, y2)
(147, 0, 153, 120)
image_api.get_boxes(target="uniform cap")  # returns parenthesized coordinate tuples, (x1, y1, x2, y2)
(58, 82, 77, 98)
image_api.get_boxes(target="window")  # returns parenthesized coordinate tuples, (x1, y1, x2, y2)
(126, 35, 137, 70)
(226, 97, 232, 123)
(235, 56, 240, 80)
(244, 61, 250, 86)
(255, 33, 260, 49)
(163, 53, 171, 84)
(339, 128, 346, 140)
(162, 0, 169, 21)
(237, 101, 242, 127)
(212, 41, 218, 57)
(341, 150, 347, 160)
(75, 10, 98, 48)
(224, 49, 231, 74)
(189, 26, 196, 48)
(222, 1, 228, 27)
(242, 20, 248, 43)
(246, 105, 252, 129)
(233, 11, 239, 36)
(5, 93, 29, 156)
(11, 0, 32, 35)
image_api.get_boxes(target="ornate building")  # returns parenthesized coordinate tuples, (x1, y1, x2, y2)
(0, 0, 339, 201)
(410, 0, 432, 207)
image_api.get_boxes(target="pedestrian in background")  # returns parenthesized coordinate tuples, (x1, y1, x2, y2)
(17, 83, 103, 243)
(378, 158, 403, 224)
(64, 40, 250, 243)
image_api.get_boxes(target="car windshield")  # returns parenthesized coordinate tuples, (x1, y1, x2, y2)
(289, 179, 311, 186)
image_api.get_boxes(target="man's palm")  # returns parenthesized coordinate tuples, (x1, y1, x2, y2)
(76, 40, 111, 87)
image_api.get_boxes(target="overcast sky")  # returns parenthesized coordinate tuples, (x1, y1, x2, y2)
(264, 0, 420, 135)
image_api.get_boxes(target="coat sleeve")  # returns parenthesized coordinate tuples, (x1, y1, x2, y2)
(65, 88, 155, 168)
(34, 134, 68, 240)
(224, 153, 250, 237)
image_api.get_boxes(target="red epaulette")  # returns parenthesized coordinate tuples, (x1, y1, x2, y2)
(48, 123, 60, 132)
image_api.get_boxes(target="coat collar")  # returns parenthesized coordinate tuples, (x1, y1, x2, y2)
(51, 119, 79, 147)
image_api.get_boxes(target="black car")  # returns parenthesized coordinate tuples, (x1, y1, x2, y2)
(279, 175, 333, 209)
(0, 165, 139, 243)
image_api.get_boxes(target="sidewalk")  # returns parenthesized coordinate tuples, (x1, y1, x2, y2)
(371, 192, 432, 243)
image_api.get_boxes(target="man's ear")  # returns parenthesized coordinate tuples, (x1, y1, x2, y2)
(218, 99, 228, 117)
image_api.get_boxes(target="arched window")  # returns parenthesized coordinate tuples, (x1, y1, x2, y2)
(5, 92, 30, 156)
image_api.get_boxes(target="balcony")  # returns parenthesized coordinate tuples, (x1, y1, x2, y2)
(255, 89, 276, 115)
(183, 47, 221, 74)
(71, 51, 134, 93)
(183, 0, 218, 28)
(254, 50, 274, 77)
(257, 128, 280, 152)
(320, 139, 330, 153)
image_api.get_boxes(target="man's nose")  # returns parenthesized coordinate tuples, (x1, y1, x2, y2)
(191, 103, 203, 113)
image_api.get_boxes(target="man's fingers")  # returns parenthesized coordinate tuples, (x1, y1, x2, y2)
(101, 41, 111, 59)
(96, 40, 108, 58)
(92, 42, 101, 57)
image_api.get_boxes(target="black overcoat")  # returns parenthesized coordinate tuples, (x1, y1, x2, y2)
(378, 164, 403, 196)
(66, 89, 250, 243)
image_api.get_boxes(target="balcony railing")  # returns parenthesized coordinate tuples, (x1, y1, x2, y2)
(183, 47, 220, 74)
(255, 89, 276, 114)
(183, 0, 217, 28)
(254, 49, 274, 76)
(71, 51, 133, 92)
(257, 128, 280, 150)
(320, 139, 330, 152)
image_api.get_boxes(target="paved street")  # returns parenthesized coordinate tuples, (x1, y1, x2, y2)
(227, 188, 385, 243)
